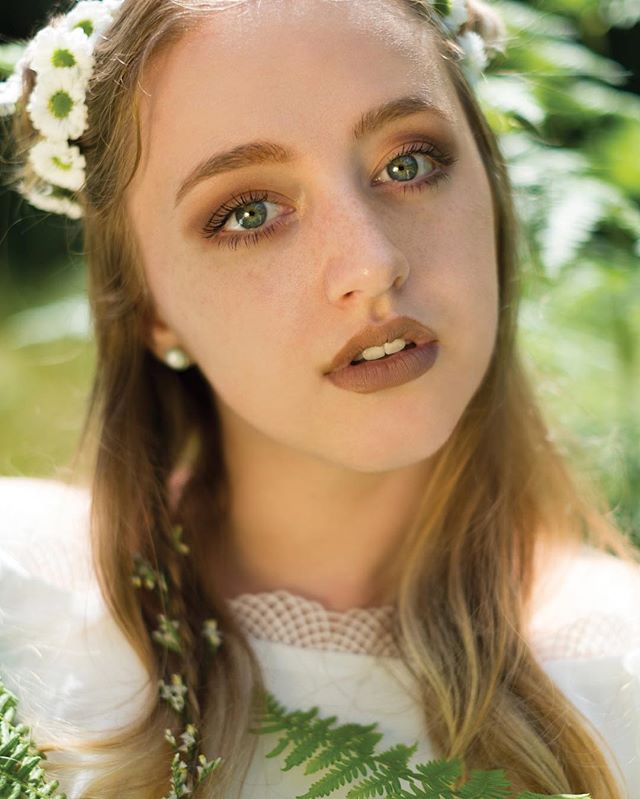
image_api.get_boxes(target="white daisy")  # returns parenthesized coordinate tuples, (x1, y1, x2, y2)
(0, 72, 23, 117)
(30, 25, 93, 80)
(28, 139, 86, 191)
(27, 69, 88, 140)
(103, 0, 125, 10)
(63, 1, 117, 46)
(0, 39, 37, 116)
(456, 31, 488, 85)
(443, 0, 469, 35)
(21, 182, 83, 219)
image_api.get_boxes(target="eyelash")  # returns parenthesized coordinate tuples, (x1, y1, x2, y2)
(200, 141, 458, 250)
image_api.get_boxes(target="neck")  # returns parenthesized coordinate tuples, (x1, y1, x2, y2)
(203, 413, 432, 613)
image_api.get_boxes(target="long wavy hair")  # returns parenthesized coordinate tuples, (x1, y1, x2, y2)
(6, 0, 640, 796)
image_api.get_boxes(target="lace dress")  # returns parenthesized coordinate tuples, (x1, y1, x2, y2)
(0, 477, 639, 798)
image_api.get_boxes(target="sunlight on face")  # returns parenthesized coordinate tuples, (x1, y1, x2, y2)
(127, 0, 499, 473)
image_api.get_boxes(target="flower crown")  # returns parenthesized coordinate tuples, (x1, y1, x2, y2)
(0, 0, 496, 221)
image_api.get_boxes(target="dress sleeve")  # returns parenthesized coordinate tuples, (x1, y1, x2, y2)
(0, 476, 153, 794)
(530, 543, 640, 799)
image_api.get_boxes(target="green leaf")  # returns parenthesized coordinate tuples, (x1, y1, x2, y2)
(345, 769, 404, 798)
(299, 753, 373, 799)
(477, 75, 546, 128)
(458, 768, 512, 798)
(537, 177, 621, 277)
(283, 718, 336, 770)
(493, 0, 576, 38)
(0, 42, 26, 77)
(375, 743, 419, 771)
(413, 757, 463, 790)
(0, 679, 68, 799)
(304, 724, 378, 775)
(254, 693, 593, 799)
(532, 39, 629, 83)
(264, 736, 291, 759)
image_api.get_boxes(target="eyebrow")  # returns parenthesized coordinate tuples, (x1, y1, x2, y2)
(174, 94, 453, 207)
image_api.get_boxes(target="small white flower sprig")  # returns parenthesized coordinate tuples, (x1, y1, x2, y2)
(0, 0, 126, 220)
(131, 522, 224, 799)
(432, 0, 492, 85)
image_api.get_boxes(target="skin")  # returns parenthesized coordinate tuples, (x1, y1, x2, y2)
(127, 0, 499, 611)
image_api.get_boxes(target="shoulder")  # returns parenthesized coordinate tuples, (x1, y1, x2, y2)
(0, 476, 152, 740)
(529, 540, 640, 661)
(528, 542, 640, 798)
(0, 475, 93, 592)
(0, 474, 91, 537)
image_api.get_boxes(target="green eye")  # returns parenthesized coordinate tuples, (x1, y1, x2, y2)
(233, 201, 268, 230)
(385, 154, 421, 182)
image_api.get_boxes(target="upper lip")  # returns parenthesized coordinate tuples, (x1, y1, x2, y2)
(325, 315, 438, 374)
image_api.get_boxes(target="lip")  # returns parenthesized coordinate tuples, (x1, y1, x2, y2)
(326, 339, 439, 393)
(324, 315, 438, 375)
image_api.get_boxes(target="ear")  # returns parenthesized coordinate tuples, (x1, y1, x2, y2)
(144, 307, 187, 363)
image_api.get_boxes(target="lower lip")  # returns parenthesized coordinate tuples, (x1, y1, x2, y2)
(326, 340, 439, 394)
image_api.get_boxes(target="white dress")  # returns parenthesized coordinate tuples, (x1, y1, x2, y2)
(0, 477, 639, 799)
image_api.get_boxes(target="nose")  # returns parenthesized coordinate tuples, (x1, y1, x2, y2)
(320, 190, 411, 306)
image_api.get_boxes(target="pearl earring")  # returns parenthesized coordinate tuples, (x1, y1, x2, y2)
(163, 346, 192, 370)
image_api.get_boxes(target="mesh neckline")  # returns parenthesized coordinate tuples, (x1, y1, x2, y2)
(226, 589, 399, 657)
(226, 584, 640, 662)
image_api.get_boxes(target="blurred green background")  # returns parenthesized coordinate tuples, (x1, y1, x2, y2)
(1, 0, 639, 546)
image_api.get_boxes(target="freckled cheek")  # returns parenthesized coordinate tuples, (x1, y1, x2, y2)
(202, 269, 287, 359)
(408, 186, 498, 344)
(455, 204, 500, 353)
(406, 201, 494, 287)
(239, 250, 306, 321)
(445, 175, 497, 277)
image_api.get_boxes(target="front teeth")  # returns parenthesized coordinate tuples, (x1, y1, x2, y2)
(353, 337, 408, 363)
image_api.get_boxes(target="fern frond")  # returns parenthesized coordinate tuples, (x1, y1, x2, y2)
(344, 769, 404, 798)
(375, 744, 418, 772)
(299, 751, 373, 799)
(254, 691, 593, 799)
(494, 0, 576, 39)
(457, 768, 512, 798)
(534, 39, 628, 84)
(477, 75, 546, 129)
(0, 679, 67, 799)
(282, 716, 338, 771)
(341, 745, 417, 799)
(304, 724, 380, 775)
(413, 757, 463, 791)
(538, 177, 620, 276)
(260, 706, 329, 763)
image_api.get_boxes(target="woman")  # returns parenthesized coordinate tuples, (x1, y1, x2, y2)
(0, 0, 639, 797)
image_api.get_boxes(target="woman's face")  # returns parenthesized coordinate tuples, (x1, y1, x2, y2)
(128, 0, 499, 473)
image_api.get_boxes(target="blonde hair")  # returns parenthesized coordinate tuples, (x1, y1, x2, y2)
(5, 0, 639, 797)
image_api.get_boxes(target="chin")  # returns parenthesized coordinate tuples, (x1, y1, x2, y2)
(325, 420, 455, 474)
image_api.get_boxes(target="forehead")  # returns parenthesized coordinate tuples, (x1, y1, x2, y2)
(129, 0, 455, 203)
